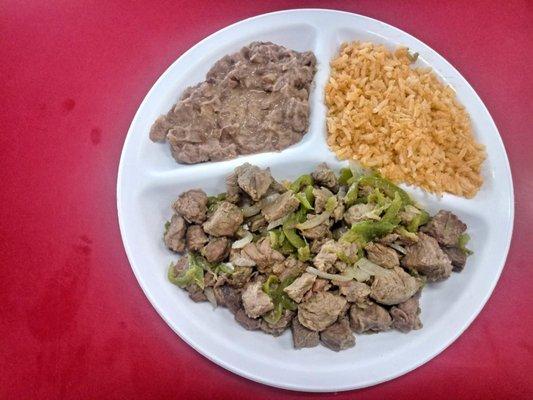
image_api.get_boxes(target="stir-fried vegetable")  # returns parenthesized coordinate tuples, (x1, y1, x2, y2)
(164, 220, 171, 235)
(382, 192, 403, 224)
(325, 195, 338, 213)
(207, 193, 227, 211)
(262, 275, 298, 324)
(295, 191, 314, 210)
(344, 180, 359, 207)
(341, 220, 397, 244)
(297, 245, 311, 262)
(359, 175, 412, 205)
(304, 185, 314, 205)
(296, 211, 330, 230)
(406, 209, 429, 232)
(458, 233, 473, 255)
(290, 174, 314, 192)
(168, 254, 205, 289)
(338, 167, 353, 186)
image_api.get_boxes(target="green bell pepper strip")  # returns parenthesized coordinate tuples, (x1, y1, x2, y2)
(382, 192, 403, 224)
(289, 174, 314, 193)
(295, 192, 314, 211)
(304, 185, 315, 205)
(341, 220, 397, 244)
(406, 209, 429, 232)
(262, 276, 298, 323)
(168, 254, 205, 289)
(325, 196, 338, 213)
(338, 167, 353, 186)
(359, 175, 412, 205)
(344, 181, 359, 207)
(457, 233, 473, 255)
(297, 245, 311, 262)
(283, 226, 306, 249)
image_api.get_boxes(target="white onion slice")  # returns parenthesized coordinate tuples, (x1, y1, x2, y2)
(231, 232, 253, 249)
(305, 266, 353, 282)
(296, 212, 330, 230)
(266, 215, 289, 230)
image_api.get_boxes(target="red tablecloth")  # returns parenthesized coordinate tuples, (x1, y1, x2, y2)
(1, 1, 532, 398)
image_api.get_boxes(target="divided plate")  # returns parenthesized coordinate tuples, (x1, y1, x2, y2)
(117, 9, 514, 392)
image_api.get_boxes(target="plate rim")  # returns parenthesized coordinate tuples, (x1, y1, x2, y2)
(116, 8, 515, 392)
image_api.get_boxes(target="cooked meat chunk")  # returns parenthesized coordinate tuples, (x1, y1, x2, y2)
(242, 280, 274, 318)
(442, 246, 467, 272)
(313, 187, 334, 213)
(173, 189, 208, 224)
(247, 214, 267, 232)
(378, 233, 400, 245)
(261, 191, 299, 222)
(311, 278, 330, 293)
(311, 163, 338, 191)
(298, 292, 347, 332)
(260, 310, 295, 336)
(349, 302, 392, 333)
(320, 318, 355, 351)
(365, 242, 400, 268)
(234, 308, 261, 330)
(242, 237, 284, 273)
(203, 201, 243, 237)
(402, 233, 453, 281)
(225, 172, 240, 203)
(213, 285, 242, 313)
(370, 267, 419, 305)
(310, 237, 328, 254)
(149, 115, 173, 142)
(230, 248, 256, 267)
(336, 281, 371, 303)
(313, 240, 358, 271)
(226, 266, 253, 288)
(186, 225, 208, 251)
(344, 204, 375, 225)
(172, 256, 189, 275)
(422, 210, 467, 246)
(391, 295, 422, 332)
(164, 214, 187, 253)
(234, 163, 273, 201)
(269, 178, 287, 194)
(291, 317, 319, 349)
(279, 256, 307, 281)
(201, 237, 230, 263)
(283, 272, 316, 303)
(186, 284, 207, 302)
(300, 220, 331, 240)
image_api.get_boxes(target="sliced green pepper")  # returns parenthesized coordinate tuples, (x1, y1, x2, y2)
(163, 220, 171, 236)
(263, 303, 283, 325)
(297, 245, 311, 262)
(289, 174, 314, 192)
(207, 193, 226, 208)
(338, 168, 353, 186)
(406, 209, 429, 232)
(382, 192, 403, 224)
(344, 181, 359, 207)
(458, 233, 473, 255)
(304, 185, 315, 205)
(295, 191, 314, 211)
(283, 226, 306, 249)
(325, 196, 338, 213)
(359, 175, 412, 205)
(341, 220, 396, 244)
(168, 254, 205, 289)
(262, 275, 297, 324)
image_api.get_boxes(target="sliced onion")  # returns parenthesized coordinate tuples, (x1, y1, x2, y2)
(242, 204, 261, 217)
(296, 212, 330, 230)
(266, 215, 289, 230)
(306, 266, 353, 282)
(204, 287, 217, 309)
(355, 257, 391, 277)
(389, 242, 407, 254)
(232, 232, 253, 249)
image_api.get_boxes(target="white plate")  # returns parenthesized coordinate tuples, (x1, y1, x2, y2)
(117, 9, 514, 392)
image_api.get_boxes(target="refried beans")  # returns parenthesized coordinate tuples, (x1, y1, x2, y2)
(150, 42, 317, 164)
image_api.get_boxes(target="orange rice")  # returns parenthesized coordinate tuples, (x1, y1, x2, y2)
(325, 42, 485, 198)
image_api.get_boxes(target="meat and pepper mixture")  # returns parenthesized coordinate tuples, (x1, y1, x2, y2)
(150, 42, 317, 164)
(164, 163, 473, 351)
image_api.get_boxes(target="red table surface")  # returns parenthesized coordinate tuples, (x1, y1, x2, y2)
(1, 0, 532, 399)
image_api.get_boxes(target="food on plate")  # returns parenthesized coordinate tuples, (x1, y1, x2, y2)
(325, 42, 486, 198)
(150, 42, 317, 164)
(163, 162, 473, 351)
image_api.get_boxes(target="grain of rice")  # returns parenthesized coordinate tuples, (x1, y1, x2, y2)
(326, 42, 486, 198)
